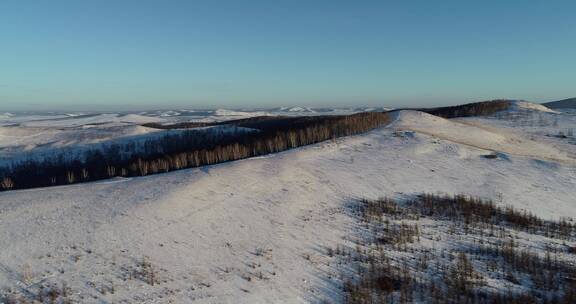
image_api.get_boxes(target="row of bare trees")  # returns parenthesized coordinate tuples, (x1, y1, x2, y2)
(0, 112, 390, 191)
(341, 194, 576, 303)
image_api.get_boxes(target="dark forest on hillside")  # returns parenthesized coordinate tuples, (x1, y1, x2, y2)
(0, 112, 391, 191)
(417, 100, 511, 118)
(0, 100, 513, 192)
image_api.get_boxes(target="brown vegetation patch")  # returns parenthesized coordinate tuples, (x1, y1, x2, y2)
(336, 194, 576, 303)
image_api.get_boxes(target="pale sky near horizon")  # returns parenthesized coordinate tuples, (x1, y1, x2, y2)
(1, 0, 575, 111)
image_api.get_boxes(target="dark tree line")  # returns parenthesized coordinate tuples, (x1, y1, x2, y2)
(0, 112, 391, 191)
(416, 99, 512, 118)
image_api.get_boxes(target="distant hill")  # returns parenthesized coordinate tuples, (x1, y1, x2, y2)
(543, 97, 576, 109)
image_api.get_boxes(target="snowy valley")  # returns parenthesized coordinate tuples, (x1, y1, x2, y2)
(0, 101, 574, 303)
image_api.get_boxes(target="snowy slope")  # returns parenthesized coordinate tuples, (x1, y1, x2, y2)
(0, 124, 165, 167)
(0, 107, 575, 303)
(0, 125, 256, 168)
(0, 113, 172, 167)
(460, 101, 576, 160)
(509, 100, 557, 113)
(389, 110, 573, 163)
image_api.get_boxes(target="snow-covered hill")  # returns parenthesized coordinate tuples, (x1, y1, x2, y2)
(389, 110, 572, 163)
(509, 100, 557, 113)
(0, 104, 574, 303)
(0, 107, 384, 168)
(18, 113, 166, 128)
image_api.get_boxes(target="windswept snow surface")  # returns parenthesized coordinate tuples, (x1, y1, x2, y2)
(0, 104, 575, 303)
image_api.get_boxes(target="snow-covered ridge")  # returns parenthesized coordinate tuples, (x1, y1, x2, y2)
(214, 109, 271, 117)
(0, 113, 14, 119)
(19, 113, 166, 128)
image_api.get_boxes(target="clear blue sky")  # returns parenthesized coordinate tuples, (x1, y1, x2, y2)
(1, 0, 575, 110)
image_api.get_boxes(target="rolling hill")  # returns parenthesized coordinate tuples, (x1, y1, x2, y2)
(543, 97, 576, 109)
(0, 101, 574, 303)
